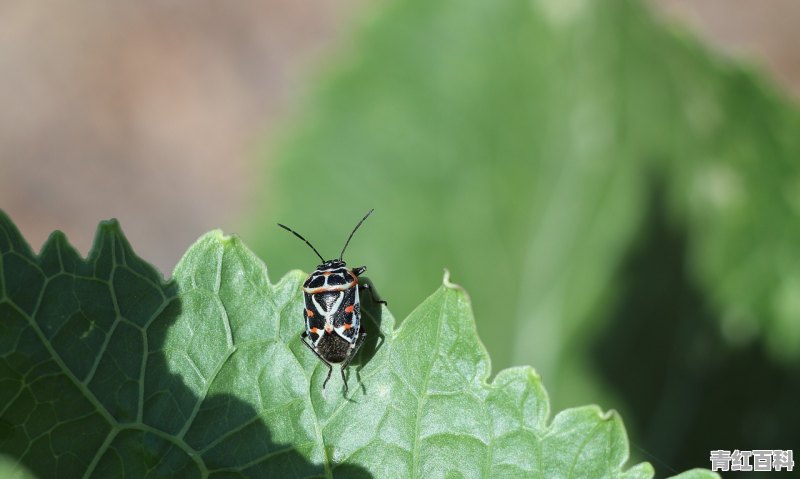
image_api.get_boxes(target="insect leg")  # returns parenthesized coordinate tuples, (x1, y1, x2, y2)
(322, 364, 334, 389)
(360, 282, 387, 306)
(341, 331, 368, 394)
(300, 332, 335, 389)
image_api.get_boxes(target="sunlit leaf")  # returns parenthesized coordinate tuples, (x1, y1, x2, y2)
(0, 212, 717, 477)
(249, 0, 800, 407)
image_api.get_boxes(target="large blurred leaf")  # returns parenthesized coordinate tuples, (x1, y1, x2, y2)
(0, 211, 719, 477)
(652, 35, 800, 359)
(250, 0, 800, 409)
(591, 190, 800, 473)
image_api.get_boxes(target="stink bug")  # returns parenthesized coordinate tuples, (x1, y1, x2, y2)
(278, 209, 385, 393)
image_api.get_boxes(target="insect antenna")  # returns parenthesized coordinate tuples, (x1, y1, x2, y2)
(277, 223, 326, 263)
(339, 209, 374, 260)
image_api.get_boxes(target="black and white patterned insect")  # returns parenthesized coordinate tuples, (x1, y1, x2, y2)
(278, 209, 385, 393)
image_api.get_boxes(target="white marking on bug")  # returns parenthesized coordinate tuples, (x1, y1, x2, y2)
(311, 291, 344, 333)
(333, 286, 361, 344)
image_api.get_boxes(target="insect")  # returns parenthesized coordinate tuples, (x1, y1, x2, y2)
(278, 209, 386, 393)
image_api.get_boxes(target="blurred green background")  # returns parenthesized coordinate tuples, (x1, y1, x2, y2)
(2, 0, 799, 475)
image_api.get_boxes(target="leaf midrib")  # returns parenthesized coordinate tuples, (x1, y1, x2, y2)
(410, 290, 447, 478)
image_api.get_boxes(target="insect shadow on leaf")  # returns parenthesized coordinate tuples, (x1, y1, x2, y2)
(348, 275, 386, 398)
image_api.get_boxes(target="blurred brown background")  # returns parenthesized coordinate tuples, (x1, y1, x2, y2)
(1, 0, 798, 276)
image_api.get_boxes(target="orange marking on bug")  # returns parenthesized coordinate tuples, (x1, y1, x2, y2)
(323, 271, 331, 276)
(343, 323, 352, 330)
(325, 324, 333, 333)
(305, 309, 314, 317)
(345, 305, 354, 314)
(310, 327, 319, 334)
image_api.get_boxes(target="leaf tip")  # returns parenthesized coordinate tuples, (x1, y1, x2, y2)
(563, 404, 624, 425)
(0, 208, 14, 229)
(45, 229, 68, 245)
(442, 268, 470, 301)
(442, 268, 472, 304)
(208, 229, 233, 243)
(582, 404, 623, 424)
(600, 407, 620, 421)
(204, 229, 248, 252)
(98, 217, 122, 233)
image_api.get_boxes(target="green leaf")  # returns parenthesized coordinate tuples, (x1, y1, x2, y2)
(0, 454, 36, 479)
(0, 211, 718, 477)
(667, 471, 723, 479)
(248, 0, 800, 415)
(654, 36, 800, 359)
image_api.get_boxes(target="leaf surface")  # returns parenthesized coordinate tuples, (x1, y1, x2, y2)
(0, 212, 719, 477)
(249, 0, 800, 401)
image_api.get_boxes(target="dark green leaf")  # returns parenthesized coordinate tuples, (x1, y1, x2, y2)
(0, 211, 717, 477)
